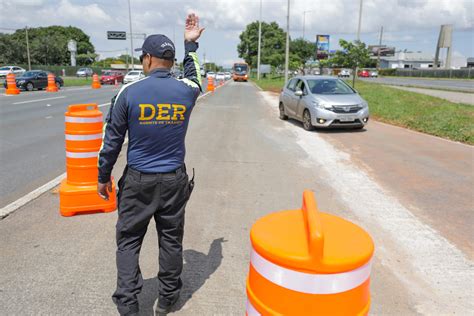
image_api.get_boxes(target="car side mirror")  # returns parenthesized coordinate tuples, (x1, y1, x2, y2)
(294, 90, 303, 97)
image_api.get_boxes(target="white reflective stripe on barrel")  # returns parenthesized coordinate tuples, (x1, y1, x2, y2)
(65, 116, 102, 123)
(66, 151, 99, 158)
(246, 300, 261, 316)
(65, 133, 102, 141)
(250, 249, 372, 295)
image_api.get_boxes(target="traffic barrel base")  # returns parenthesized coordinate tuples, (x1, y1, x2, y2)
(59, 179, 116, 217)
(246, 190, 374, 316)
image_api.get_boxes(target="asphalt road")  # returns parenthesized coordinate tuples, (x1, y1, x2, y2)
(0, 79, 210, 208)
(359, 76, 474, 92)
(0, 81, 472, 315)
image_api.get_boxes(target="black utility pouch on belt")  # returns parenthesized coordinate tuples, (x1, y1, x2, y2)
(188, 168, 195, 198)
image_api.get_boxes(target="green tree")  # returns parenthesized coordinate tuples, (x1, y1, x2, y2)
(331, 39, 371, 86)
(0, 26, 95, 66)
(289, 38, 315, 74)
(237, 21, 286, 68)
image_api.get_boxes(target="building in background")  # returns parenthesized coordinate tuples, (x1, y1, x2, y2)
(466, 58, 474, 68)
(379, 51, 441, 69)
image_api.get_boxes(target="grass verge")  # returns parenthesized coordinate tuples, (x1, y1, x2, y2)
(252, 77, 474, 145)
(63, 77, 94, 87)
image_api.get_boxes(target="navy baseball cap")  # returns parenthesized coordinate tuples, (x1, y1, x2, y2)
(135, 34, 175, 60)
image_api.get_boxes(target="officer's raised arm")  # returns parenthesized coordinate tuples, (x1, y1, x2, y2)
(97, 91, 128, 200)
(183, 13, 205, 92)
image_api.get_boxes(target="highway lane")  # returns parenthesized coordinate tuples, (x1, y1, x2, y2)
(0, 78, 210, 208)
(0, 85, 119, 207)
(359, 76, 474, 92)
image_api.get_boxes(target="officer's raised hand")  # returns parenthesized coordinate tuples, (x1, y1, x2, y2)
(184, 13, 205, 42)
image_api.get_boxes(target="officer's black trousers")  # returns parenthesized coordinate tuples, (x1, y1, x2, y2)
(112, 166, 190, 315)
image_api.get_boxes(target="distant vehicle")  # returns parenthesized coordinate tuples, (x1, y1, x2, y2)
(200, 68, 206, 77)
(370, 70, 378, 78)
(100, 70, 124, 84)
(358, 70, 370, 78)
(338, 69, 351, 78)
(216, 72, 225, 81)
(0, 66, 25, 78)
(206, 72, 216, 79)
(3, 70, 63, 91)
(279, 76, 369, 130)
(76, 67, 93, 77)
(313, 68, 321, 75)
(123, 70, 145, 84)
(224, 72, 231, 80)
(233, 62, 249, 81)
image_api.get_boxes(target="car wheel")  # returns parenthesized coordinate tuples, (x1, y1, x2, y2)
(279, 103, 288, 120)
(56, 82, 61, 90)
(303, 109, 315, 131)
(26, 82, 34, 91)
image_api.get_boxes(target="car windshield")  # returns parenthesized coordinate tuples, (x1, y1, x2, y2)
(103, 71, 113, 75)
(0, 67, 11, 70)
(307, 79, 355, 95)
(78, 68, 86, 71)
(234, 64, 248, 73)
(128, 71, 140, 75)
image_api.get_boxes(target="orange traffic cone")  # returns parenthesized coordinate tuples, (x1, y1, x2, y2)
(246, 190, 374, 315)
(91, 74, 101, 89)
(46, 73, 59, 92)
(207, 77, 214, 92)
(5, 73, 20, 95)
(59, 104, 116, 216)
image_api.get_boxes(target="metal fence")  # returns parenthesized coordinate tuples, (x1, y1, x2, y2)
(394, 68, 473, 79)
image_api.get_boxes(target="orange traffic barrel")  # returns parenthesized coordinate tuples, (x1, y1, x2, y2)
(46, 73, 59, 92)
(59, 104, 116, 216)
(246, 190, 374, 315)
(207, 77, 214, 92)
(91, 73, 101, 89)
(5, 73, 20, 95)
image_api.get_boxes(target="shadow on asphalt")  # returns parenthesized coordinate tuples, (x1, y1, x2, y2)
(286, 118, 367, 134)
(138, 237, 226, 315)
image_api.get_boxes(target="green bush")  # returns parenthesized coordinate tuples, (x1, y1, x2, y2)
(378, 68, 397, 76)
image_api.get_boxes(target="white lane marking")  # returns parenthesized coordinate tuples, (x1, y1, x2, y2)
(46, 104, 51, 107)
(0, 137, 129, 219)
(260, 91, 474, 314)
(0, 173, 66, 219)
(45, 116, 53, 119)
(98, 102, 110, 108)
(12, 96, 66, 105)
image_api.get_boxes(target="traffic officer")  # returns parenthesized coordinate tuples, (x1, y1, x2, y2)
(97, 13, 204, 316)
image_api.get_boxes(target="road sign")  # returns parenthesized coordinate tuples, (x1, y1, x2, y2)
(107, 31, 127, 40)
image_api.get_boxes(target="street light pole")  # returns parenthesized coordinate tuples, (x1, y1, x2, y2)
(257, 0, 262, 80)
(302, 10, 312, 40)
(127, 0, 135, 70)
(25, 26, 31, 70)
(377, 26, 383, 70)
(356, 0, 363, 41)
(284, 0, 290, 83)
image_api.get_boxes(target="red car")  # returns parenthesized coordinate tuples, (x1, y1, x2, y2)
(100, 71, 125, 84)
(358, 70, 370, 78)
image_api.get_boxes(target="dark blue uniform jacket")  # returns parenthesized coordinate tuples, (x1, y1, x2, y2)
(98, 41, 202, 183)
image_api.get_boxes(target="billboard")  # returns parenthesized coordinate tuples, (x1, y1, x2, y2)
(316, 35, 330, 60)
(368, 45, 395, 56)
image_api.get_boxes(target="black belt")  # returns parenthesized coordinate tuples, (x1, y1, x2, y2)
(127, 165, 186, 180)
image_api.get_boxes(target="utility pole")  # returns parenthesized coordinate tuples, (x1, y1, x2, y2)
(125, 47, 129, 71)
(127, 0, 135, 70)
(284, 0, 290, 83)
(302, 10, 312, 40)
(25, 26, 31, 70)
(353, 0, 363, 87)
(257, 0, 262, 80)
(377, 26, 383, 70)
(356, 0, 363, 41)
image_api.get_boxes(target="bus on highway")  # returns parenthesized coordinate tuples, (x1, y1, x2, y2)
(232, 62, 249, 82)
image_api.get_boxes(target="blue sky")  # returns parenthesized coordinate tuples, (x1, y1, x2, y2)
(2, 0, 473, 67)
